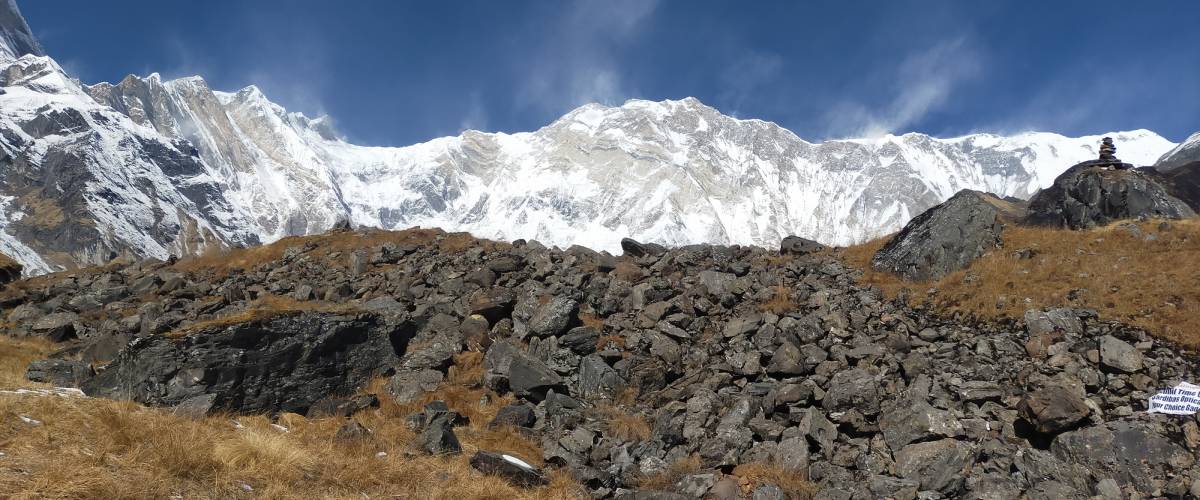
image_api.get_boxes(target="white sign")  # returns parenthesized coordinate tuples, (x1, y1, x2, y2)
(1148, 381, 1200, 415)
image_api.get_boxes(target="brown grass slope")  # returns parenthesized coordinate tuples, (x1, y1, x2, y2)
(842, 218, 1200, 348)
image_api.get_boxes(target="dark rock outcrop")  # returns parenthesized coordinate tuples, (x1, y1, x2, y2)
(0, 251, 21, 285)
(469, 451, 549, 488)
(779, 235, 826, 256)
(82, 312, 408, 414)
(1025, 162, 1194, 229)
(871, 190, 1017, 281)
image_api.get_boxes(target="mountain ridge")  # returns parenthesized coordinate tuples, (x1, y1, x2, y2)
(0, 2, 1182, 275)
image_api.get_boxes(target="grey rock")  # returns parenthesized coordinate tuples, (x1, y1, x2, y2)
(528, 296, 577, 338)
(1018, 384, 1090, 434)
(508, 351, 565, 402)
(1098, 335, 1143, 373)
(387, 369, 444, 404)
(1026, 161, 1195, 229)
(1052, 418, 1194, 489)
(25, 359, 92, 387)
(469, 450, 549, 488)
(780, 235, 827, 256)
(894, 438, 976, 493)
(823, 368, 881, 415)
(879, 399, 964, 451)
(491, 402, 537, 428)
(872, 190, 1012, 281)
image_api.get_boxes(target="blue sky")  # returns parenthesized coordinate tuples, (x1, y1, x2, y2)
(21, 1, 1200, 145)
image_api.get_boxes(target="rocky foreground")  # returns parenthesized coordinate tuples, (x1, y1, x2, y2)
(3, 227, 1200, 499)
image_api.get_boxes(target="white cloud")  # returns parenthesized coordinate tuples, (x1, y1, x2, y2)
(517, 0, 659, 113)
(459, 91, 489, 132)
(827, 37, 981, 138)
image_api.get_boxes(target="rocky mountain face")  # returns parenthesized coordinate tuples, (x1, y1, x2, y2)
(0, 1, 1179, 276)
(0, 0, 41, 62)
(8, 228, 1200, 498)
(1157, 132, 1200, 172)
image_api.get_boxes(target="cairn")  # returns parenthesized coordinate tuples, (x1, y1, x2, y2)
(1095, 136, 1132, 169)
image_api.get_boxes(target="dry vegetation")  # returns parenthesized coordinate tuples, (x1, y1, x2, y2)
(172, 227, 480, 276)
(731, 462, 817, 500)
(0, 337, 584, 499)
(758, 284, 798, 314)
(596, 405, 652, 442)
(842, 218, 1200, 348)
(164, 294, 365, 338)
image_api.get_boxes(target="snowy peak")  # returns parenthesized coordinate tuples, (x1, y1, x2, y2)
(1156, 131, 1200, 171)
(0, 0, 42, 62)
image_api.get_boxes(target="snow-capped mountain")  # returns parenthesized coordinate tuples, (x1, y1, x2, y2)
(1157, 131, 1200, 171)
(0, 0, 1179, 274)
(0, 0, 39, 62)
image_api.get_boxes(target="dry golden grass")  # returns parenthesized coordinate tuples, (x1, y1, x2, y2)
(0, 336, 584, 499)
(597, 405, 652, 442)
(612, 260, 647, 283)
(595, 334, 627, 352)
(758, 284, 798, 314)
(637, 454, 703, 491)
(0, 336, 53, 388)
(842, 218, 1200, 347)
(0, 251, 18, 270)
(165, 294, 365, 338)
(173, 227, 449, 275)
(732, 462, 817, 500)
(576, 312, 606, 331)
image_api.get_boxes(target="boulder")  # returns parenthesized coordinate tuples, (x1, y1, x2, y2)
(25, 359, 93, 387)
(1025, 162, 1194, 229)
(469, 451, 549, 488)
(1018, 385, 1090, 434)
(894, 439, 976, 493)
(1052, 418, 1194, 490)
(871, 190, 1015, 281)
(1098, 335, 1143, 373)
(620, 238, 665, 258)
(879, 400, 964, 451)
(527, 296, 577, 338)
(780, 235, 827, 256)
(82, 312, 407, 414)
(508, 351, 565, 401)
(31, 312, 80, 342)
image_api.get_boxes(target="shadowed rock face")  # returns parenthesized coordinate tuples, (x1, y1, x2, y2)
(871, 190, 1018, 281)
(0, 250, 20, 284)
(82, 312, 409, 415)
(1154, 161, 1200, 212)
(1025, 162, 1195, 229)
(0, 0, 43, 61)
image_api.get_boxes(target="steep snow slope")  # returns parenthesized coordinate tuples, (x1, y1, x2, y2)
(0, 56, 259, 274)
(87, 76, 1175, 253)
(0, 0, 41, 62)
(1156, 131, 1200, 171)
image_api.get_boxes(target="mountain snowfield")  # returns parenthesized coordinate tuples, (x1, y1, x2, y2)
(0, 0, 1183, 275)
(1156, 131, 1200, 171)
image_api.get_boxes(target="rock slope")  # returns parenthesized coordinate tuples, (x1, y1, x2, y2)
(6, 228, 1200, 498)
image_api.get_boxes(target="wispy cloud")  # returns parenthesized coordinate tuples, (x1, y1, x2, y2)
(459, 91, 489, 132)
(517, 0, 659, 113)
(826, 37, 982, 138)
